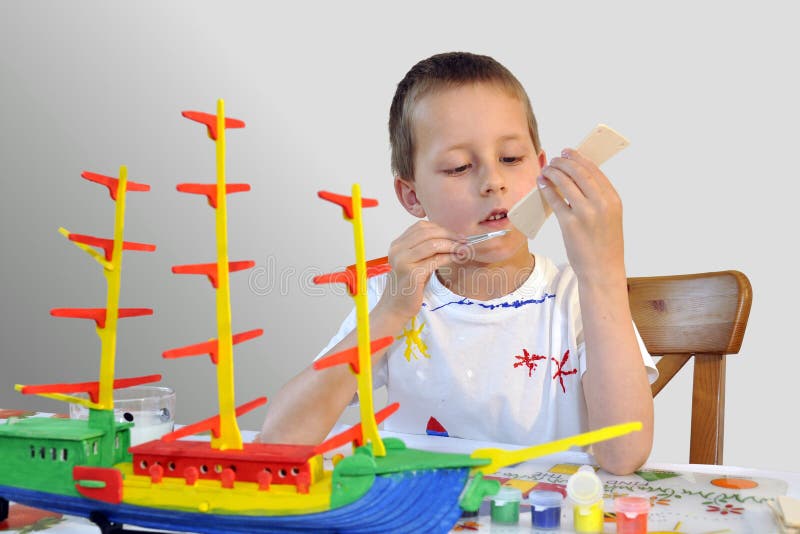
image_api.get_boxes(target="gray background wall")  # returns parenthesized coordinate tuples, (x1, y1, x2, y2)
(1, 1, 796, 472)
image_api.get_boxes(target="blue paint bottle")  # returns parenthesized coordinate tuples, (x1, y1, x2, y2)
(528, 489, 563, 530)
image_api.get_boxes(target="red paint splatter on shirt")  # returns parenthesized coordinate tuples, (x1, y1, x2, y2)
(552, 350, 578, 393)
(513, 348, 547, 377)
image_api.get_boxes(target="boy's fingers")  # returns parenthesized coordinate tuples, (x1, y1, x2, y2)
(391, 225, 464, 262)
(424, 251, 461, 275)
(537, 176, 570, 218)
(398, 223, 464, 251)
(406, 238, 466, 264)
(562, 147, 594, 169)
(404, 253, 458, 290)
(562, 148, 614, 190)
(413, 219, 464, 239)
(548, 156, 600, 200)
(541, 165, 583, 208)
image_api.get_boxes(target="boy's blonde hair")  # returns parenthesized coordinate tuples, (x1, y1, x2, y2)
(389, 51, 542, 181)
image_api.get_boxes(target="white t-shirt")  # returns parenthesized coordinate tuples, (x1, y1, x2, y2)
(317, 255, 658, 446)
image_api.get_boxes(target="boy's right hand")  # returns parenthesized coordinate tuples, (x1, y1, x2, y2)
(377, 220, 466, 322)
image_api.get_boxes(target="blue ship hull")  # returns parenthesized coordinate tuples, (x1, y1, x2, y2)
(1, 467, 469, 533)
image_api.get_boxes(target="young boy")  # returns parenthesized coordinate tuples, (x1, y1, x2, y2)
(259, 52, 657, 475)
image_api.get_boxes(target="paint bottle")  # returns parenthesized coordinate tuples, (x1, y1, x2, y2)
(528, 489, 563, 530)
(566, 465, 604, 533)
(614, 495, 650, 533)
(490, 486, 522, 524)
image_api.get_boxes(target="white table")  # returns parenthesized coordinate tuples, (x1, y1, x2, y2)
(385, 430, 799, 533)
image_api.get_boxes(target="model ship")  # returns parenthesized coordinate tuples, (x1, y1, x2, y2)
(0, 100, 641, 533)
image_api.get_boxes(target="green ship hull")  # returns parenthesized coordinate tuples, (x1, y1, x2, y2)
(0, 411, 131, 497)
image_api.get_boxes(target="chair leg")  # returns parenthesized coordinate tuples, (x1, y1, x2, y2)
(690, 354, 726, 464)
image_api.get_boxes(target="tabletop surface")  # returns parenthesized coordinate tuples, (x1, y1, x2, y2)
(2, 413, 798, 534)
(389, 430, 799, 533)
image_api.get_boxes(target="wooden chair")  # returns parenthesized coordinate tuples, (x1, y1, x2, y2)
(627, 270, 752, 465)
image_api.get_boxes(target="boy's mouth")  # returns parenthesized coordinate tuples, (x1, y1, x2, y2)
(479, 208, 510, 228)
(482, 208, 508, 222)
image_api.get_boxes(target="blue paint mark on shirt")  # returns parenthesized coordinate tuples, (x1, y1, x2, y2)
(430, 293, 556, 312)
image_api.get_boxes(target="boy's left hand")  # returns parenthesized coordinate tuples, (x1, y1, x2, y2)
(538, 148, 625, 285)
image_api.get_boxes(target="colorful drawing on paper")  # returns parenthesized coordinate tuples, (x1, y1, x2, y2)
(711, 477, 760, 490)
(466, 461, 787, 532)
(0, 503, 63, 532)
(635, 468, 682, 482)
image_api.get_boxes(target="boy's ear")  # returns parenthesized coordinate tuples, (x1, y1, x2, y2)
(537, 150, 547, 169)
(394, 177, 426, 218)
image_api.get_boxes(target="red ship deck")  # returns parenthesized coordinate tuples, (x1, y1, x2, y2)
(129, 440, 320, 488)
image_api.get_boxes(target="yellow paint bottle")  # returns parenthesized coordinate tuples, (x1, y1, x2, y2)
(566, 465, 604, 533)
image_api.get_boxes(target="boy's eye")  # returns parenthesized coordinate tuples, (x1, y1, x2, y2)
(501, 156, 523, 164)
(444, 163, 472, 176)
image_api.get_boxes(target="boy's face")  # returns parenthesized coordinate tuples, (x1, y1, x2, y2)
(396, 82, 546, 265)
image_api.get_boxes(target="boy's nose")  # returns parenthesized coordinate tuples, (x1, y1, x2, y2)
(481, 170, 507, 194)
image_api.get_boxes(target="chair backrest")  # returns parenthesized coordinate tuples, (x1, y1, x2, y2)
(628, 270, 752, 465)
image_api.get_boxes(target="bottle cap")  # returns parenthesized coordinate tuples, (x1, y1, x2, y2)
(566, 465, 603, 505)
(528, 490, 563, 509)
(492, 486, 522, 504)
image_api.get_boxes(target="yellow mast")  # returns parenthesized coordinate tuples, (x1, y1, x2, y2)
(96, 165, 128, 409)
(349, 184, 385, 457)
(212, 99, 242, 450)
(15, 167, 131, 409)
